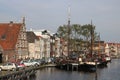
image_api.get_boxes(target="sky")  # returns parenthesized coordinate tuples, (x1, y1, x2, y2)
(0, 0, 120, 42)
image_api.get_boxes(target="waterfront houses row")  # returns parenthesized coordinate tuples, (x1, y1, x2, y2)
(0, 18, 64, 63)
(0, 18, 120, 63)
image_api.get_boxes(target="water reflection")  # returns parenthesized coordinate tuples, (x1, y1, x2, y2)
(34, 59, 120, 80)
(35, 68, 97, 80)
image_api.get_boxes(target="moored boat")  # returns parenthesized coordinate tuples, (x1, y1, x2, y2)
(105, 56, 111, 63)
(78, 61, 98, 72)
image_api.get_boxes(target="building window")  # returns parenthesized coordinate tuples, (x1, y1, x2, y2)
(1, 34, 6, 40)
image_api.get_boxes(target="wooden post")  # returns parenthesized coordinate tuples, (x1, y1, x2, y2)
(67, 64, 69, 71)
(95, 61, 98, 80)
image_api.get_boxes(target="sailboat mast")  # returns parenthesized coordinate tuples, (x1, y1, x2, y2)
(67, 6, 71, 57)
(90, 20, 94, 58)
(98, 33, 100, 55)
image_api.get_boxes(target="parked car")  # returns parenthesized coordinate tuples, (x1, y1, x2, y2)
(0, 62, 18, 71)
(40, 58, 47, 64)
(20, 60, 33, 67)
(34, 59, 42, 65)
(29, 59, 40, 66)
(40, 57, 55, 64)
(45, 57, 55, 63)
(20, 59, 40, 67)
(17, 63, 26, 69)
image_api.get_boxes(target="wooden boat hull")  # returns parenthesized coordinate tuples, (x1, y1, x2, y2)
(78, 62, 97, 72)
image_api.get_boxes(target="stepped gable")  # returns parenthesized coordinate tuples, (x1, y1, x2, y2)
(0, 22, 22, 50)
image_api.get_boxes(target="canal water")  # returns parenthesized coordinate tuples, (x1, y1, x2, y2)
(31, 59, 120, 80)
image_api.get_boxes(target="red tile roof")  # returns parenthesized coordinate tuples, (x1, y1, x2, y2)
(0, 23, 22, 50)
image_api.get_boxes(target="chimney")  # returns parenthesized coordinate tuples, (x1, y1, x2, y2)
(9, 21, 13, 26)
(10, 21, 13, 23)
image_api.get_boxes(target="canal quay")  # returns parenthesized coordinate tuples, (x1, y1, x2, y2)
(0, 64, 56, 80)
(1, 59, 119, 80)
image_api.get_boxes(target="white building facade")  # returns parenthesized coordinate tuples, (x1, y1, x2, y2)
(33, 30, 51, 59)
(26, 31, 40, 59)
(55, 37, 61, 57)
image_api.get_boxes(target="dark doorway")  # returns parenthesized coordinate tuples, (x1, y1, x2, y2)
(0, 52, 2, 63)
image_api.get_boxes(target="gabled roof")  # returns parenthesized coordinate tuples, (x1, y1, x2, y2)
(0, 22, 22, 50)
(26, 31, 39, 43)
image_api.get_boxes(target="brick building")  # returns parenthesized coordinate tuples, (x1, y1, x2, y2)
(0, 18, 28, 62)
